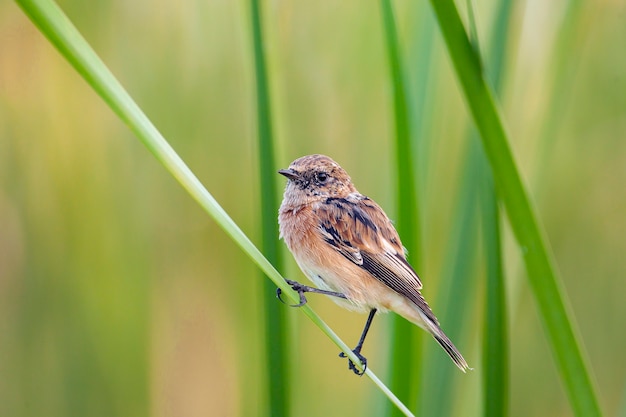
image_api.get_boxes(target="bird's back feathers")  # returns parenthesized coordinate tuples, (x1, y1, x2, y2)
(315, 196, 440, 323)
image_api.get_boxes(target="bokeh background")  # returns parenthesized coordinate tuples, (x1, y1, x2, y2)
(1, 0, 625, 416)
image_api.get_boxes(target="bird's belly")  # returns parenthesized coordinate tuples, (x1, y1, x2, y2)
(293, 254, 391, 313)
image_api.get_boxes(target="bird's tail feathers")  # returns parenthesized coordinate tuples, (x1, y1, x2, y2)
(421, 313, 471, 372)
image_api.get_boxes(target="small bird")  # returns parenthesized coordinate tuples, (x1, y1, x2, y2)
(277, 154, 469, 375)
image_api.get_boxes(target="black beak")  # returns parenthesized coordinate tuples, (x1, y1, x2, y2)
(278, 168, 300, 180)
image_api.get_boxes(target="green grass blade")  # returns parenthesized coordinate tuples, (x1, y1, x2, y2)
(409, 2, 437, 182)
(249, 0, 290, 415)
(426, 1, 603, 416)
(485, 0, 514, 91)
(534, 0, 585, 181)
(380, 1, 421, 415)
(406, 3, 436, 414)
(14, 0, 416, 415)
(420, 0, 514, 411)
(463, 0, 513, 415)
(421, 138, 481, 417)
(477, 1, 514, 416)
(479, 154, 508, 417)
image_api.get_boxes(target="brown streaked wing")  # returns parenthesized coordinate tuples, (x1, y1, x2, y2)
(316, 196, 437, 324)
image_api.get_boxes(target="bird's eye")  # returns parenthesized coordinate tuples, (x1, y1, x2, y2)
(315, 172, 328, 183)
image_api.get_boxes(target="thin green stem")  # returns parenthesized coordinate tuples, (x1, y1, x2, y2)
(421, 138, 481, 417)
(475, 0, 514, 416)
(533, 0, 586, 185)
(479, 152, 508, 417)
(380, 1, 421, 415)
(249, 0, 289, 415)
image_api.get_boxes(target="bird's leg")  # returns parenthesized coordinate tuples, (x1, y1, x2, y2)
(339, 308, 377, 376)
(276, 279, 347, 307)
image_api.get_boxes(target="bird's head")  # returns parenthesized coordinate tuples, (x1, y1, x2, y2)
(279, 154, 356, 206)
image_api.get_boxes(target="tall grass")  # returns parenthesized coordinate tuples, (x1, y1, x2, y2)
(420, 138, 482, 417)
(476, 1, 514, 416)
(471, 0, 514, 414)
(6, 0, 619, 416)
(248, 0, 290, 415)
(427, 0, 603, 416)
(534, 0, 585, 181)
(380, 1, 422, 415)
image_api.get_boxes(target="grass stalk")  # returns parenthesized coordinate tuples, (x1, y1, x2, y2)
(409, 2, 436, 180)
(14, 0, 416, 415)
(475, 1, 514, 416)
(380, 1, 421, 415)
(249, 0, 290, 415)
(426, 0, 603, 416)
(406, 3, 435, 413)
(479, 151, 507, 417)
(533, 0, 586, 184)
(420, 138, 481, 417)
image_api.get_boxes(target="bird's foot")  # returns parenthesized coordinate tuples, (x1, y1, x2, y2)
(339, 348, 367, 376)
(276, 279, 310, 307)
(276, 279, 347, 307)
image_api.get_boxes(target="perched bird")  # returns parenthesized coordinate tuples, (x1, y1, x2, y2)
(277, 154, 469, 375)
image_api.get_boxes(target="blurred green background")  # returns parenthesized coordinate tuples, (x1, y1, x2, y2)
(1, 0, 625, 416)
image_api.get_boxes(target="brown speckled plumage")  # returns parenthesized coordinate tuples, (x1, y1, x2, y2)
(278, 154, 469, 372)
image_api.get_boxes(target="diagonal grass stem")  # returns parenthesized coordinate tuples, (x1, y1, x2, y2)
(15, 0, 416, 415)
